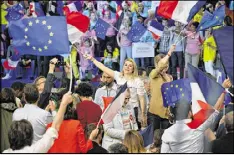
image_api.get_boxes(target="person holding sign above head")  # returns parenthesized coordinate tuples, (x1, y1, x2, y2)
(83, 54, 147, 130)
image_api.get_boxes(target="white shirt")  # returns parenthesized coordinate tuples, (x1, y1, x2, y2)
(3, 127, 58, 153)
(161, 110, 219, 153)
(12, 104, 56, 143)
(114, 71, 145, 108)
(94, 83, 118, 110)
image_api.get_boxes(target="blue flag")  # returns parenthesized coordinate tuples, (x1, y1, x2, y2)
(213, 26, 234, 85)
(95, 18, 110, 40)
(56, 1, 64, 16)
(161, 79, 192, 107)
(198, 5, 225, 31)
(5, 4, 24, 22)
(139, 124, 154, 147)
(8, 16, 70, 56)
(127, 21, 147, 42)
(197, 10, 213, 30)
(188, 63, 224, 106)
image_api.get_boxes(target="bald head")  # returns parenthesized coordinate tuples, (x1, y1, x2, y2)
(225, 111, 234, 133)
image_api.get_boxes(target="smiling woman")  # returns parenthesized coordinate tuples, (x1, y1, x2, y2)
(83, 54, 147, 129)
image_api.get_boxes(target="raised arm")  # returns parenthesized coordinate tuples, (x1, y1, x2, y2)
(83, 54, 115, 78)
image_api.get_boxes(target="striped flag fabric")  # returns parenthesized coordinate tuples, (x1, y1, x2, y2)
(63, 1, 82, 15)
(66, 12, 90, 44)
(100, 82, 128, 124)
(148, 20, 164, 40)
(29, 2, 45, 17)
(157, 1, 206, 24)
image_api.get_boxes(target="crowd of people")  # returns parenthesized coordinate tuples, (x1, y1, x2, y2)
(1, 0, 234, 154)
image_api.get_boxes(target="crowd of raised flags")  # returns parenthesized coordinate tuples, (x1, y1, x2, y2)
(0, 0, 234, 154)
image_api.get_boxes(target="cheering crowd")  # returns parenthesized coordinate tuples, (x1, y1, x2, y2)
(1, 0, 234, 153)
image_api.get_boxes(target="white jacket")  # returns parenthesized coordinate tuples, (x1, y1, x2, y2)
(102, 107, 138, 150)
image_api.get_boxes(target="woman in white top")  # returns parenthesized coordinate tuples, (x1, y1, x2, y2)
(83, 54, 147, 129)
(102, 89, 138, 150)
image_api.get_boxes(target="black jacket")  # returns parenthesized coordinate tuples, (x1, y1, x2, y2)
(211, 132, 234, 153)
(87, 141, 108, 154)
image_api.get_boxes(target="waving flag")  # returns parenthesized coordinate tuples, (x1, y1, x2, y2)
(127, 21, 147, 42)
(187, 64, 218, 129)
(157, 1, 206, 24)
(95, 18, 110, 40)
(56, 1, 64, 16)
(66, 11, 90, 43)
(139, 124, 154, 147)
(148, 20, 164, 40)
(213, 26, 234, 84)
(9, 16, 69, 56)
(161, 79, 192, 107)
(63, 1, 82, 15)
(100, 82, 128, 124)
(29, 2, 45, 17)
(3, 47, 21, 70)
(198, 5, 225, 31)
(5, 3, 24, 22)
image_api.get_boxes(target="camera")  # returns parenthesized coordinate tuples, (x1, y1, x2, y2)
(55, 61, 66, 67)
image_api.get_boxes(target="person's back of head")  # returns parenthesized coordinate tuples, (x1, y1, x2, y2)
(11, 81, 25, 99)
(8, 119, 33, 151)
(85, 123, 104, 144)
(123, 130, 146, 153)
(108, 143, 128, 153)
(225, 111, 234, 133)
(23, 84, 39, 104)
(170, 99, 192, 121)
(75, 82, 93, 98)
(0, 88, 16, 104)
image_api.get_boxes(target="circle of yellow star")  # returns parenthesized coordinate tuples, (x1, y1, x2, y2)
(49, 32, 54, 37)
(32, 46, 36, 50)
(44, 46, 48, 50)
(25, 28, 28, 32)
(42, 20, 46, 25)
(38, 48, 42, 52)
(26, 42, 30, 46)
(35, 19, 40, 24)
(48, 40, 52, 44)
(24, 35, 28, 39)
(28, 21, 33, 26)
(47, 25, 52, 30)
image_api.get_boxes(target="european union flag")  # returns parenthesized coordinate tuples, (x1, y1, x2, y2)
(127, 21, 147, 42)
(188, 63, 224, 106)
(56, 1, 64, 16)
(161, 79, 192, 107)
(5, 4, 24, 22)
(197, 10, 213, 30)
(213, 26, 234, 85)
(198, 5, 225, 31)
(95, 18, 110, 40)
(139, 124, 154, 147)
(8, 16, 70, 56)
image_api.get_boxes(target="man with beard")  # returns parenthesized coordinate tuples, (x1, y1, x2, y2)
(94, 72, 118, 110)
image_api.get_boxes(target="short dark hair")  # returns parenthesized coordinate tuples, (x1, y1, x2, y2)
(170, 99, 192, 121)
(8, 119, 33, 150)
(224, 16, 233, 26)
(225, 111, 234, 133)
(85, 123, 103, 140)
(11, 81, 25, 92)
(108, 143, 128, 153)
(0, 88, 16, 103)
(192, 21, 200, 29)
(23, 84, 39, 103)
(75, 82, 93, 97)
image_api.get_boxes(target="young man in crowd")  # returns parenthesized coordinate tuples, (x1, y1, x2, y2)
(94, 72, 118, 110)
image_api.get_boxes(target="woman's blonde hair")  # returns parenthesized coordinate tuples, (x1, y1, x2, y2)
(123, 130, 146, 153)
(154, 53, 168, 67)
(120, 58, 138, 79)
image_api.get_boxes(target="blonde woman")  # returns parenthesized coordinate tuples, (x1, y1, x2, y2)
(83, 54, 147, 129)
(123, 130, 146, 153)
(148, 45, 176, 131)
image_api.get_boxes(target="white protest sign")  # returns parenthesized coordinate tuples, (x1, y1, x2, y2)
(132, 42, 155, 58)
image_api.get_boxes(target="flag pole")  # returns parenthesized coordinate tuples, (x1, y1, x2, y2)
(69, 53, 73, 93)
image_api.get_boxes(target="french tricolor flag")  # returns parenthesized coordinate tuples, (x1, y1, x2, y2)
(66, 12, 90, 44)
(148, 20, 164, 40)
(63, 1, 82, 15)
(157, 1, 206, 24)
(99, 82, 128, 125)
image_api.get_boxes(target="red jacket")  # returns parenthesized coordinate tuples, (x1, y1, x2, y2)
(76, 100, 102, 129)
(47, 120, 92, 153)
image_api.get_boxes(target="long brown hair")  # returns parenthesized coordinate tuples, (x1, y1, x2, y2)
(123, 130, 146, 153)
(154, 53, 167, 67)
